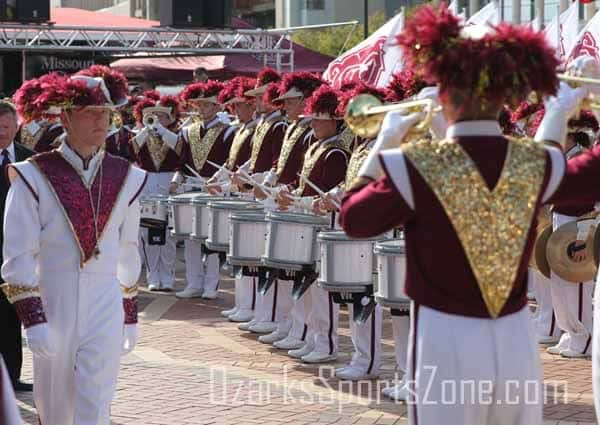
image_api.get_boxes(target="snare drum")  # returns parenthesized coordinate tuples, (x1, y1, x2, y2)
(140, 195, 169, 228)
(228, 211, 268, 267)
(168, 192, 199, 239)
(262, 211, 329, 271)
(318, 230, 380, 293)
(373, 239, 410, 309)
(206, 200, 263, 252)
(190, 194, 228, 241)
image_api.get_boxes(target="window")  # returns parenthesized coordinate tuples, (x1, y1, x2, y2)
(305, 0, 325, 10)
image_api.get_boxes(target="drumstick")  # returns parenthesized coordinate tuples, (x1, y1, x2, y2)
(206, 160, 234, 176)
(297, 174, 341, 210)
(236, 168, 275, 196)
(185, 164, 204, 180)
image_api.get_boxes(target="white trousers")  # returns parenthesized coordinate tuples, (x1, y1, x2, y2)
(530, 268, 561, 339)
(308, 285, 339, 354)
(592, 280, 600, 418)
(252, 278, 277, 324)
(391, 312, 411, 373)
(287, 290, 310, 342)
(551, 214, 593, 354)
(274, 282, 294, 334)
(347, 304, 382, 374)
(235, 275, 256, 311)
(36, 272, 124, 425)
(141, 172, 176, 288)
(407, 305, 542, 425)
(183, 240, 219, 292)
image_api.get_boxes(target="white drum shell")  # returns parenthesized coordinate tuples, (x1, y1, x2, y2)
(374, 239, 410, 306)
(190, 195, 228, 240)
(263, 212, 329, 270)
(206, 201, 262, 252)
(318, 230, 379, 290)
(229, 213, 268, 266)
(140, 196, 168, 222)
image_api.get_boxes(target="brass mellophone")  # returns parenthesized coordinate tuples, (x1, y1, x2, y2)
(344, 94, 437, 139)
(143, 113, 159, 129)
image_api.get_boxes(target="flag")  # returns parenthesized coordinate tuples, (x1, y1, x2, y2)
(466, 1, 500, 26)
(568, 9, 600, 62)
(544, 1, 579, 61)
(322, 11, 404, 88)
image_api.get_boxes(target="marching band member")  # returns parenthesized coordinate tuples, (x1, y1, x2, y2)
(13, 74, 64, 153)
(236, 72, 288, 335)
(130, 93, 183, 292)
(313, 82, 388, 380)
(340, 5, 565, 423)
(4, 70, 145, 425)
(258, 72, 322, 346)
(278, 85, 349, 363)
(76, 66, 134, 162)
(104, 95, 143, 162)
(205, 77, 260, 321)
(173, 81, 236, 300)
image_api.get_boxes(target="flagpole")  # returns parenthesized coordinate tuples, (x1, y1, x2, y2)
(364, 0, 369, 39)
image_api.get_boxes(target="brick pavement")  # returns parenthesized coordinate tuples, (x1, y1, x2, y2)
(13, 258, 598, 425)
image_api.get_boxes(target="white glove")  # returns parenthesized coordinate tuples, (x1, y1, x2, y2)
(154, 123, 179, 150)
(294, 196, 315, 213)
(122, 324, 138, 355)
(25, 323, 55, 359)
(358, 111, 421, 180)
(535, 82, 590, 147)
(133, 127, 149, 148)
(415, 86, 447, 140)
(567, 55, 600, 94)
(252, 172, 266, 185)
(263, 169, 278, 186)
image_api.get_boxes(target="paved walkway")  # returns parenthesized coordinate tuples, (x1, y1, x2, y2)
(14, 259, 598, 425)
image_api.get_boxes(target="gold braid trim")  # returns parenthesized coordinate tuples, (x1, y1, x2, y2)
(1, 283, 41, 303)
(121, 284, 139, 299)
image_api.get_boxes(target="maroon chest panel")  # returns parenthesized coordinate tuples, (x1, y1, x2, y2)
(132, 144, 182, 172)
(230, 131, 254, 170)
(105, 128, 133, 162)
(401, 137, 551, 318)
(182, 129, 233, 178)
(300, 146, 348, 197)
(250, 123, 286, 174)
(32, 151, 129, 266)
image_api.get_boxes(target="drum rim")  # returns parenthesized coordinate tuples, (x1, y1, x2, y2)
(373, 295, 411, 309)
(266, 211, 329, 225)
(317, 231, 381, 242)
(319, 281, 373, 292)
(230, 212, 267, 221)
(207, 200, 262, 210)
(205, 240, 229, 251)
(374, 238, 406, 254)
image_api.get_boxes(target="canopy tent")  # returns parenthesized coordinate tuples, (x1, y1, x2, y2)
(50, 7, 333, 82)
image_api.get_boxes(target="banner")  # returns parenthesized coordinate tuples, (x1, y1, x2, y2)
(544, 1, 579, 62)
(322, 11, 404, 88)
(568, 9, 600, 62)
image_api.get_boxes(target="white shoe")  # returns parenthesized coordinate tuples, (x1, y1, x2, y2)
(560, 348, 591, 358)
(221, 306, 239, 317)
(302, 351, 337, 364)
(148, 282, 161, 291)
(382, 383, 409, 401)
(547, 344, 564, 355)
(161, 282, 174, 292)
(288, 344, 314, 359)
(258, 331, 287, 344)
(335, 366, 378, 381)
(335, 365, 351, 375)
(273, 336, 305, 350)
(238, 320, 257, 331)
(537, 335, 560, 345)
(201, 290, 218, 300)
(248, 322, 278, 334)
(229, 310, 254, 323)
(175, 288, 204, 299)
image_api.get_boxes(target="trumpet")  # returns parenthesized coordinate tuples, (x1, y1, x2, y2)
(344, 95, 437, 139)
(558, 74, 600, 110)
(143, 113, 159, 129)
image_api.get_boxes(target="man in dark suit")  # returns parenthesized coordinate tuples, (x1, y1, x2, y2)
(0, 100, 35, 392)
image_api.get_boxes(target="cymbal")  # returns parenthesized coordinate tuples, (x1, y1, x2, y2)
(532, 224, 552, 278)
(546, 219, 597, 283)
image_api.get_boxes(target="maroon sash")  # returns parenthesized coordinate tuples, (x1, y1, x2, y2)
(32, 151, 129, 266)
